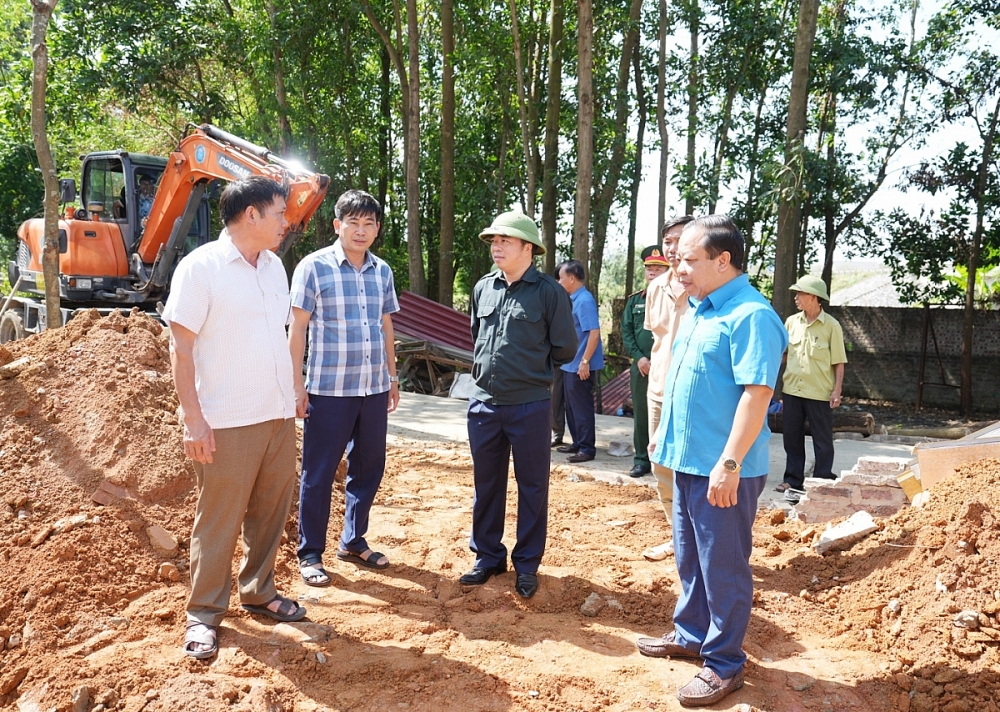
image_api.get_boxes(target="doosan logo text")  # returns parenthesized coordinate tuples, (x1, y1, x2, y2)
(217, 155, 252, 179)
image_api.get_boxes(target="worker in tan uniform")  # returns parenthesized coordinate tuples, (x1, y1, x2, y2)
(776, 275, 848, 504)
(641, 215, 694, 561)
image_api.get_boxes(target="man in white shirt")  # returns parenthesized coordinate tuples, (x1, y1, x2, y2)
(163, 176, 306, 660)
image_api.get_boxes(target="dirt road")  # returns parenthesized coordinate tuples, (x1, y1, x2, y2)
(1, 311, 997, 711)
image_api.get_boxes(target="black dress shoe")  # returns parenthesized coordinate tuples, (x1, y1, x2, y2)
(515, 573, 538, 599)
(551, 436, 564, 448)
(556, 444, 580, 454)
(629, 465, 652, 477)
(567, 452, 595, 463)
(459, 562, 507, 586)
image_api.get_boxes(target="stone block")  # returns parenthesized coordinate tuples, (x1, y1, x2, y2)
(146, 525, 178, 557)
(807, 485, 856, 500)
(853, 456, 910, 475)
(793, 499, 853, 524)
(814, 511, 878, 554)
(859, 487, 907, 503)
(840, 473, 902, 488)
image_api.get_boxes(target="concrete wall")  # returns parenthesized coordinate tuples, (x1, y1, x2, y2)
(826, 306, 1000, 414)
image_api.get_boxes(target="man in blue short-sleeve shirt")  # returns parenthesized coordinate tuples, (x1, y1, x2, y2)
(288, 190, 400, 587)
(555, 260, 604, 463)
(637, 215, 787, 708)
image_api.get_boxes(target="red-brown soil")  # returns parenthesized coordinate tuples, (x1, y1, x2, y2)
(1, 311, 998, 711)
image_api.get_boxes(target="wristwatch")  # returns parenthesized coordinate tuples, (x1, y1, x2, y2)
(580, 358, 590, 366)
(389, 376, 399, 383)
(721, 457, 741, 474)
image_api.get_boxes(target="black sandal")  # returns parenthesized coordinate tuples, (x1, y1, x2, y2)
(241, 594, 307, 622)
(336, 548, 389, 570)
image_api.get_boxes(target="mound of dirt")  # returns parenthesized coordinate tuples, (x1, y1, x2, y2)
(1, 311, 997, 711)
(0, 310, 199, 704)
(749, 458, 1000, 712)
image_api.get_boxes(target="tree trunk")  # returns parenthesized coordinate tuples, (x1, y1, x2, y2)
(379, 45, 392, 246)
(405, 0, 424, 295)
(961, 92, 1000, 415)
(656, 0, 668, 233)
(773, 0, 819, 320)
(573, 0, 594, 269)
(821, 99, 837, 292)
(684, 0, 699, 216)
(266, 0, 292, 156)
(708, 34, 751, 215)
(30, 0, 61, 331)
(589, 0, 643, 295)
(541, 0, 564, 272)
(439, 0, 456, 306)
(743, 0, 790, 259)
(361, 0, 423, 293)
(509, 0, 537, 217)
(497, 83, 512, 214)
(822, 0, 917, 289)
(625, 43, 647, 297)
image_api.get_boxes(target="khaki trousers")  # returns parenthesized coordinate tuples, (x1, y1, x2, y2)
(187, 418, 296, 626)
(647, 395, 674, 519)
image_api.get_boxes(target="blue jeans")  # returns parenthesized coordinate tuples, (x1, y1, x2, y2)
(672, 471, 767, 679)
(297, 391, 389, 564)
(467, 398, 551, 574)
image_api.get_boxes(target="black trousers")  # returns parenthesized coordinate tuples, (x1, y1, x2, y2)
(781, 393, 835, 489)
(468, 398, 551, 574)
(551, 368, 565, 439)
(563, 371, 596, 458)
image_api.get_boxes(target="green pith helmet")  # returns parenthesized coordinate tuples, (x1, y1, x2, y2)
(479, 211, 545, 255)
(789, 274, 830, 302)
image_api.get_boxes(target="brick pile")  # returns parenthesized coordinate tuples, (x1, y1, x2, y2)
(793, 455, 911, 523)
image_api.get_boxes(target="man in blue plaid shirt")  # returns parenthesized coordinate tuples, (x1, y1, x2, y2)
(289, 190, 400, 586)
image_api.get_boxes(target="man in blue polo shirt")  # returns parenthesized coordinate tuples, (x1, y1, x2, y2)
(555, 260, 604, 463)
(288, 190, 400, 587)
(637, 215, 786, 708)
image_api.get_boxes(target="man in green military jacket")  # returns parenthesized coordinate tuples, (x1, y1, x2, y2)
(621, 246, 670, 477)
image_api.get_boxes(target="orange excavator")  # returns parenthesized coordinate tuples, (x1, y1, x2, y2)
(1, 124, 329, 342)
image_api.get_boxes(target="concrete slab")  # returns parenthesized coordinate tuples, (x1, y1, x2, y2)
(387, 393, 915, 510)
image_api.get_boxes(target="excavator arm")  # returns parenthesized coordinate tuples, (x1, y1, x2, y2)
(135, 124, 329, 292)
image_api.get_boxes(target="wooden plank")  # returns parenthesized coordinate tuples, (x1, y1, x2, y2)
(914, 437, 1000, 489)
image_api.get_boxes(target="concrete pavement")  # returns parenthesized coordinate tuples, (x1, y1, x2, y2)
(387, 392, 915, 509)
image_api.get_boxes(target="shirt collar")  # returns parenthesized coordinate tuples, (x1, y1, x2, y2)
(802, 309, 829, 325)
(217, 229, 275, 267)
(495, 262, 540, 286)
(699, 273, 751, 312)
(332, 239, 376, 271)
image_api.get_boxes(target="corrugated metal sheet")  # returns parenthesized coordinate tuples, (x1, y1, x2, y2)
(597, 369, 631, 416)
(393, 290, 475, 355)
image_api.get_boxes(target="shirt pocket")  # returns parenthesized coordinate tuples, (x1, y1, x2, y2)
(475, 302, 498, 341)
(688, 330, 724, 374)
(507, 305, 542, 343)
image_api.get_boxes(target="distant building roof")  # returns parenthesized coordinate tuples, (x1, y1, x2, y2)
(598, 369, 631, 416)
(830, 272, 909, 308)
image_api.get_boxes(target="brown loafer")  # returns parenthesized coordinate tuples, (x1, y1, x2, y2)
(636, 631, 701, 659)
(677, 668, 744, 708)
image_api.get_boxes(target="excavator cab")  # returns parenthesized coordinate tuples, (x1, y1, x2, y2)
(10, 151, 212, 305)
(9, 124, 327, 316)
